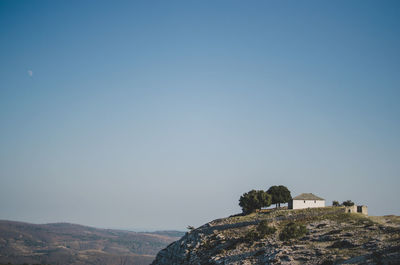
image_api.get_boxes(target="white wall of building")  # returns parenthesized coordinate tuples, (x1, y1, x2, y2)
(292, 199, 325, 209)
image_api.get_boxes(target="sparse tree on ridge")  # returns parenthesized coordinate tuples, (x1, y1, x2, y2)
(332, 201, 340, 207)
(266, 185, 292, 209)
(239, 190, 272, 214)
(342, 200, 355, 206)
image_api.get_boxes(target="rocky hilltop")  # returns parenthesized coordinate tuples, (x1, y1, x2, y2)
(151, 207, 400, 265)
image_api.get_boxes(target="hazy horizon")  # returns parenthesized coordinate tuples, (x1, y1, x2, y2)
(1, 0, 399, 231)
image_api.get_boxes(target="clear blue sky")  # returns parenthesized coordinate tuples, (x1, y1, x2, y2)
(1, 0, 399, 230)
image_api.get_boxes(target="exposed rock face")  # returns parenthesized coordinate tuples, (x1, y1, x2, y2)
(151, 208, 400, 265)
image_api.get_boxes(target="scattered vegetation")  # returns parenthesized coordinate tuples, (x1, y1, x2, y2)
(244, 230, 261, 242)
(256, 220, 277, 237)
(332, 200, 357, 207)
(238, 220, 278, 244)
(279, 222, 307, 241)
(342, 200, 355, 206)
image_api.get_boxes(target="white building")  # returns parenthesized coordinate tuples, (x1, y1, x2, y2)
(288, 193, 325, 210)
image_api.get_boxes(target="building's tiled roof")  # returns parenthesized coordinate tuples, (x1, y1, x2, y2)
(292, 193, 324, 201)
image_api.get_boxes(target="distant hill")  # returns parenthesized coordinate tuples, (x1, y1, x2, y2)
(0, 220, 185, 265)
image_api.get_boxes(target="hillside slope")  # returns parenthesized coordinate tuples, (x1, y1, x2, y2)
(151, 207, 400, 265)
(0, 220, 184, 265)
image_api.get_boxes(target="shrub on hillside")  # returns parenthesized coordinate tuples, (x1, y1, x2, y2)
(244, 230, 260, 242)
(279, 222, 307, 241)
(257, 220, 276, 237)
(332, 200, 340, 207)
(242, 221, 276, 243)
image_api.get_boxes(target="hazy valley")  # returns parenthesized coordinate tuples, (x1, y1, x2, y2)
(0, 220, 184, 265)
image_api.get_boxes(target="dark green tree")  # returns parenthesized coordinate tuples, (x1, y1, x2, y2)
(332, 201, 340, 207)
(239, 190, 272, 214)
(266, 185, 292, 208)
(342, 200, 355, 206)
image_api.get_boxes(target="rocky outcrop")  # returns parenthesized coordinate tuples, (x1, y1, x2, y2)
(151, 208, 400, 265)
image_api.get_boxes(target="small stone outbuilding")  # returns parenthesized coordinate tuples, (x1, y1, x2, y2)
(344, 205, 368, 215)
